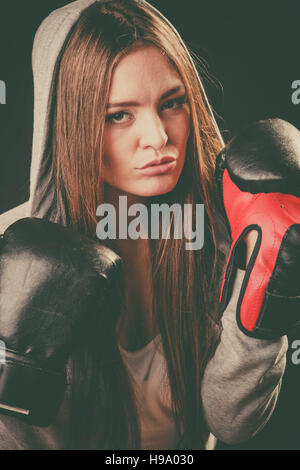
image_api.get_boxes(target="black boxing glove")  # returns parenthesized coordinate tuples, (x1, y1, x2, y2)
(216, 118, 300, 339)
(0, 217, 123, 426)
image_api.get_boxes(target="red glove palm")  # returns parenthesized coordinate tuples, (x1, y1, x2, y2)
(216, 119, 300, 339)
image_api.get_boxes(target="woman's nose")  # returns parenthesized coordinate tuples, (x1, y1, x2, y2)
(139, 114, 168, 151)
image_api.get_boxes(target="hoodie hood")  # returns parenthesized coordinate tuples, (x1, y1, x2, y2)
(30, 0, 101, 222)
(0, 0, 105, 232)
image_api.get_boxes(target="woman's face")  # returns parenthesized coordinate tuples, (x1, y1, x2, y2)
(103, 45, 191, 198)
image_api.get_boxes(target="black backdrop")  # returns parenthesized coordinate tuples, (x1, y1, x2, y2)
(0, 0, 299, 450)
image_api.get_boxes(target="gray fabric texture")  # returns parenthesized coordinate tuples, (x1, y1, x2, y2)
(201, 269, 287, 444)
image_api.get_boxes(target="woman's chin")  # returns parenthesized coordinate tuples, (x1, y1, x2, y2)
(133, 178, 179, 197)
(104, 177, 180, 199)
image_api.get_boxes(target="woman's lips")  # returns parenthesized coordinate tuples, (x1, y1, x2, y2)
(137, 159, 176, 176)
(137, 160, 176, 176)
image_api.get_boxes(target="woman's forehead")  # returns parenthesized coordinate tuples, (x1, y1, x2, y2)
(108, 45, 184, 103)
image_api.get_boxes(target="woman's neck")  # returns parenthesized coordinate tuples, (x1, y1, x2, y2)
(103, 184, 156, 351)
(102, 183, 151, 261)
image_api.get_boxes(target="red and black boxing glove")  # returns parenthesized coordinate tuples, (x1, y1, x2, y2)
(216, 118, 300, 339)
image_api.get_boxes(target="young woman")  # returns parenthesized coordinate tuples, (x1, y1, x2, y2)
(0, 0, 288, 450)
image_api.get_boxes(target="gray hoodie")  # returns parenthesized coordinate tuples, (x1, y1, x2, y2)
(0, 0, 288, 450)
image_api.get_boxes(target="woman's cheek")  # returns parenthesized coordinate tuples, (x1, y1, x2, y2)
(170, 111, 190, 144)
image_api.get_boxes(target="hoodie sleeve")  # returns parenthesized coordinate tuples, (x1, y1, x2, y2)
(201, 268, 288, 445)
(0, 203, 30, 234)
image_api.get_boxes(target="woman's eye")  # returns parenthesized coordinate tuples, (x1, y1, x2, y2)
(161, 96, 187, 111)
(105, 111, 131, 125)
(105, 96, 187, 125)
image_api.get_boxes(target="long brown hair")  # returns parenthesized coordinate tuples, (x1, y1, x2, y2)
(46, 0, 224, 449)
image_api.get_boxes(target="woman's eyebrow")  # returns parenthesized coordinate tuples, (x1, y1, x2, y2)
(106, 85, 185, 109)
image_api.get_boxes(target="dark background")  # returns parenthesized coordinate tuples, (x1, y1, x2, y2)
(0, 0, 299, 449)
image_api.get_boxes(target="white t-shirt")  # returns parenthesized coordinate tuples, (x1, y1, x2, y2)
(118, 335, 216, 450)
